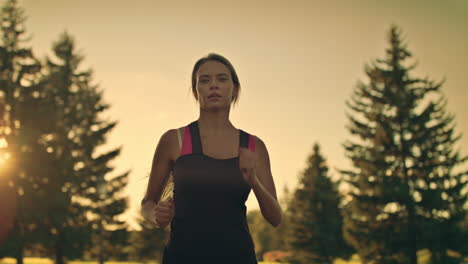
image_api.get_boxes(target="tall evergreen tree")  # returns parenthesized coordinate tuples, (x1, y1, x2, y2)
(38, 31, 93, 264)
(340, 25, 468, 264)
(286, 143, 353, 264)
(0, 2, 129, 263)
(0, 0, 55, 262)
(43, 31, 130, 264)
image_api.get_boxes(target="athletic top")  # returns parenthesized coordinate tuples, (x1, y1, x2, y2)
(162, 120, 258, 264)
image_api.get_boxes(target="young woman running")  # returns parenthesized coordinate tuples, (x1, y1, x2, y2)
(141, 53, 282, 263)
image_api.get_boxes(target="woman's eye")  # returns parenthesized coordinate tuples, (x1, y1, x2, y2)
(200, 79, 209, 83)
(219, 78, 227, 82)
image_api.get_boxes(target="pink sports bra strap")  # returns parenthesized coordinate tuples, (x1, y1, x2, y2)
(248, 134, 255, 152)
(180, 126, 192, 155)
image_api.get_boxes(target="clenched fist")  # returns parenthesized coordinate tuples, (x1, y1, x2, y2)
(239, 146, 259, 188)
(141, 197, 174, 228)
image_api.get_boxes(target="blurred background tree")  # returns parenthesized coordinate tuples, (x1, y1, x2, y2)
(340, 25, 468, 264)
(0, 1, 129, 264)
(285, 143, 353, 264)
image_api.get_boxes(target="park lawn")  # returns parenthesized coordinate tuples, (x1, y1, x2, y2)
(0, 258, 281, 264)
(2, 250, 467, 264)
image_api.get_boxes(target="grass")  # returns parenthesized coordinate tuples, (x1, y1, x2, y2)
(1, 250, 467, 264)
(0, 259, 282, 264)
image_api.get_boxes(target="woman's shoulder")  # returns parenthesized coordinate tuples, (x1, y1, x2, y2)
(239, 128, 266, 152)
(158, 126, 187, 160)
(162, 126, 186, 139)
(246, 132, 269, 160)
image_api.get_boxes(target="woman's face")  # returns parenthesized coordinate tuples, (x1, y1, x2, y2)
(195, 60, 237, 110)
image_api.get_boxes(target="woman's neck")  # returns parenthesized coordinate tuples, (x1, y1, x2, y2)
(197, 110, 235, 135)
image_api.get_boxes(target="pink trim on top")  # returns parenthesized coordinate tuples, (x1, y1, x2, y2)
(248, 134, 256, 152)
(180, 126, 192, 155)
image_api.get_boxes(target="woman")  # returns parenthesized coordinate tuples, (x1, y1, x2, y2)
(141, 53, 282, 263)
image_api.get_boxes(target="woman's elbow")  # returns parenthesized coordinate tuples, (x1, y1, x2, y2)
(274, 213, 282, 227)
(266, 210, 282, 228)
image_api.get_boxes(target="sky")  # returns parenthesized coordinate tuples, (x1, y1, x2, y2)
(13, 0, 468, 230)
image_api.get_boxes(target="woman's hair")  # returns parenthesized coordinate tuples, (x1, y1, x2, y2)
(191, 52, 241, 107)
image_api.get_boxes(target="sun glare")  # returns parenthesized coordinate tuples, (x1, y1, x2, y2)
(0, 138, 9, 168)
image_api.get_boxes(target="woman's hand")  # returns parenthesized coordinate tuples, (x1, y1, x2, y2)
(155, 197, 174, 227)
(141, 197, 174, 228)
(239, 146, 259, 188)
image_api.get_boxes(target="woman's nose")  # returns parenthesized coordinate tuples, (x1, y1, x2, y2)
(209, 79, 219, 87)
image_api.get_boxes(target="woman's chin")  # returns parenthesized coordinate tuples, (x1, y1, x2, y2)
(203, 103, 229, 111)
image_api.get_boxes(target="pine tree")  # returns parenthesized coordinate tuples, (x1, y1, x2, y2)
(340, 25, 468, 264)
(286, 143, 352, 264)
(39, 31, 92, 264)
(42, 31, 130, 264)
(0, 0, 55, 262)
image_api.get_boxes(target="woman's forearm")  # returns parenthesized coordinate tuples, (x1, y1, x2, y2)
(251, 175, 282, 227)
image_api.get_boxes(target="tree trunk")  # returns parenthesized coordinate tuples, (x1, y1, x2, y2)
(55, 231, 65, 264)
(15, 241, 23, 264)
(399, 123, 418, 264)
(407, 202, 418, 264)
(15, 220, 24, 264)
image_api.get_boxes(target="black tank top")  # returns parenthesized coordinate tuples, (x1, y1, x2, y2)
(162, 120, 258, 264)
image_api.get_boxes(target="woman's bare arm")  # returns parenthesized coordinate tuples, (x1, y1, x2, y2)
(251, 136, 282, 227)
(142, 129, 175, 205)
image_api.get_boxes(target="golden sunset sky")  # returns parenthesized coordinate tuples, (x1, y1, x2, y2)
(17, 0, 468, 229)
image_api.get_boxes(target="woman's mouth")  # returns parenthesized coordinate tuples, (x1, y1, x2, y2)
(208, 95, 222, 100)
